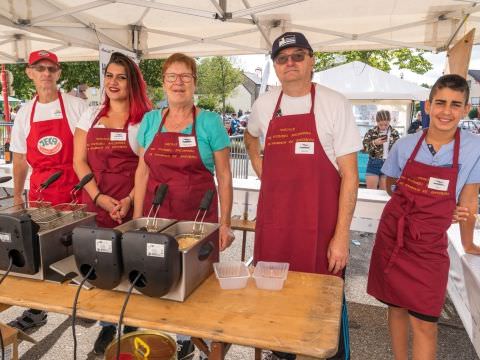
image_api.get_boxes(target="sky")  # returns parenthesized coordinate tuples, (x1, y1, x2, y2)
(234, 45, 480, 87)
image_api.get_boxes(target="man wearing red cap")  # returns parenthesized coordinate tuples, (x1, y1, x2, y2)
(8, 50, 87, 330)
(245, 32, 361, 359)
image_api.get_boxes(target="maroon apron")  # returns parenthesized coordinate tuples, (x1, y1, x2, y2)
(367, 129, 460, 317)
(143, 107, 218, 222)
(26, 92, 78, 205)
(84, 114, 138, 228)
(254, 85, 341, 275)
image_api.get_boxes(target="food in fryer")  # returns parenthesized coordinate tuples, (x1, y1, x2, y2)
(175, 234, 200, 250)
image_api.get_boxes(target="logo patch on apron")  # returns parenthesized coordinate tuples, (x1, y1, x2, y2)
(37, 136, 63, 155)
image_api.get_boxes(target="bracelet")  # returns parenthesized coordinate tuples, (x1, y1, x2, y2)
(93, 192, 102, 205)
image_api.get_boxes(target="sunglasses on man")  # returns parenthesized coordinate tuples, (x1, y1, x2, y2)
(29, 65, 61, 73)
(274, 51, 311, 65)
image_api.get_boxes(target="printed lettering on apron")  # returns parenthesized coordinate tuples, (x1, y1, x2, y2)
(37, 135, 63, 155)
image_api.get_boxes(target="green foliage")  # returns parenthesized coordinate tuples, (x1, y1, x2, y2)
(197, 57, 243, 114)
(314, 49, 433, 75)
(139, 58, 165, 88)
(5, 64, 35, 100)
(60, 61, 99, 91)
(197, 94, 218, 111)
(147, 87, 164, 105)
(420, 83, 431, 88)
(468, 107, 478, 119)
(224, 104, 235, 114)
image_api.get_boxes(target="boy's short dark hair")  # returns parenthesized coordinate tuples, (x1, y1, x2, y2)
(429, 74, 470, 104)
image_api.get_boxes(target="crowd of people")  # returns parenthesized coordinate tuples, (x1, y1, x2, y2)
(6, 31, 480, 360)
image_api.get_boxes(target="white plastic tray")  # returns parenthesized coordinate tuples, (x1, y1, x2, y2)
(213, 261, 250, 290)
(252, 261, 289, 290)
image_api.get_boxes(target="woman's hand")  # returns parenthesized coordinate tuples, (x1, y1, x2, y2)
(110, 196, 132, 224)
(373, 137, 387, 146)
(452, 206, 470, 223)
(219, 224, 235, 251)
(96, 194, 120, 214)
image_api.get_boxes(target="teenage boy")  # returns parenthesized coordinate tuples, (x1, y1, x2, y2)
(368, 74, 480, 360)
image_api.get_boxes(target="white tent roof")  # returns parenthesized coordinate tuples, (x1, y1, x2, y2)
(313, 61, 430, 101)
(1, 1, 480, 63)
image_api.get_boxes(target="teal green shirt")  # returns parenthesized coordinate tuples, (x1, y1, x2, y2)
(137, 109, 230, 174)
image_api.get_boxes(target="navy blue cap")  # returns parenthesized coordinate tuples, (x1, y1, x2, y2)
(271, 32, 313, 59)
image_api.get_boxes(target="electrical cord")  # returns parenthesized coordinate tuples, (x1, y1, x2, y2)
(116, 272, 142, 360)
(72, 265, 96, 360)
(0, 256, 13, 285)
(0, 256, 14, 360)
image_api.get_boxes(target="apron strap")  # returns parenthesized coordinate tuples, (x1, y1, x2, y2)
(409, 128, 461, 168)
(271, 83, 316, 119)
(91, 108, 130, 131)
(158, 105, 197, 135)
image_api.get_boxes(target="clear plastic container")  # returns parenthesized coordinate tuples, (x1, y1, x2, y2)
(213, 261, 250, 290)
(252, 262, 289, 290)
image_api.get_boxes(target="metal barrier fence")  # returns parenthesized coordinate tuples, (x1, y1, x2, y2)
(229, 134, 249, 179)
(0, 122, 12, 160)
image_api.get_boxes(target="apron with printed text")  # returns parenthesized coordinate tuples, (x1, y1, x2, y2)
(84, 115, 138, 228)
(143, 107, 218, 223)
(254, 85, 342, 275)
(367, 129, 460, 317)
(26, 92, 78, 205)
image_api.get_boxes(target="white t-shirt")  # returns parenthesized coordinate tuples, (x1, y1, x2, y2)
(247, 83, 362, 169)
(11, 93, 88, 154)
(76, 106, 140, 155)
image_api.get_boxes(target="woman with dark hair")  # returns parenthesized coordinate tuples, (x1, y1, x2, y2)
(362, 110, 399, 190)
(73, 52, 152, 354)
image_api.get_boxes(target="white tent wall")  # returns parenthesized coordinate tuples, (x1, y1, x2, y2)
(1, 1, 480, 62)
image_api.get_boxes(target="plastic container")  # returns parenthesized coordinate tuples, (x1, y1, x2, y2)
(213, 261, 250, 289)
(252, 261, 289, 290)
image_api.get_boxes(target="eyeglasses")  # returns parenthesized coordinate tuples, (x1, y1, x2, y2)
(30, 65, 60, 73)
(164, 73, 196, 83)
(274, 52, 310, 65)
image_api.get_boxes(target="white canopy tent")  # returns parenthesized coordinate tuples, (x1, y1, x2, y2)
(313, 61, 430, 101)
(1, 0, 480, 62)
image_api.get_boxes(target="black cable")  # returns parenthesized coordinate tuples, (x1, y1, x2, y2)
(116, 273, 142, 360)
(0, 256, 13, 285)
(0, 256, 13, 360)
(72, 265, 95, 360)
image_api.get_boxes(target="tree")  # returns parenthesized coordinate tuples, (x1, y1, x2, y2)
(314, 49, 433, 75)
(60, 61, 99, 91)
(197, 95, 218, 112)
(5, 64, 35, 100)
(197, 57, 243, 115)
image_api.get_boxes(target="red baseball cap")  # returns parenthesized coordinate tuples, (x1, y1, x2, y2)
(28, 50, 59, 66)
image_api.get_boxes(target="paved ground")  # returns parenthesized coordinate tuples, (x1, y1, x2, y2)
(0, 190, 479, 359)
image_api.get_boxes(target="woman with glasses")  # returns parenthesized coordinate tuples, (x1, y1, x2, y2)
(73, 52, 152, 354)
(133, 53, 234, 358)
(133, 52, 233, 247)
(362, 110, 400, 190)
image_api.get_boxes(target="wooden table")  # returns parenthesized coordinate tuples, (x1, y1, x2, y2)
(0, 272, 343, 359)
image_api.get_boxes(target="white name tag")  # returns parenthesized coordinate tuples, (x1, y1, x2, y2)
(96, 239, 113, 253)
(110, 132, 127, 141)
(147, 243, 165, 258)
(179, 136, 196, 148)
(428, 177, 449, 191)
(295, 142, 314, 154)
(0, 232, 11, 243)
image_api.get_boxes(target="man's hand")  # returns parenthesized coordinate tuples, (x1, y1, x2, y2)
(327, 234, 349, 275)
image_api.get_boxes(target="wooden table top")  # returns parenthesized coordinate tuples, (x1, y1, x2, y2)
(0, 271, 343, 358)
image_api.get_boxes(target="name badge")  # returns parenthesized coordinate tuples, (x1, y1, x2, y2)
(110, 132, 127, 141)
(428, 177, 449, 191)
(295, 142, 314, 154)
(179, 136, 196, 148)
